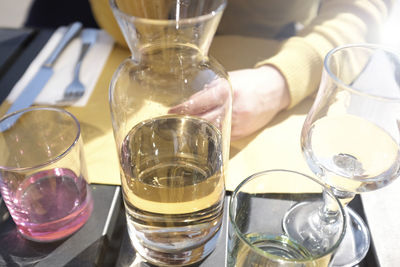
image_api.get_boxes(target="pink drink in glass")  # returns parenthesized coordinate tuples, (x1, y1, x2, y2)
(0, 168, 93, 242)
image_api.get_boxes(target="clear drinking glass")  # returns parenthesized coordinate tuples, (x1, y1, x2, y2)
(108, 0, 232, 265)
(0, 107, 93, 242)
(227, 169, 346, 267)
(301, 43, 400, 266)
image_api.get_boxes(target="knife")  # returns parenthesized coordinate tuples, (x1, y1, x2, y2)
(6, 22, 83, 115)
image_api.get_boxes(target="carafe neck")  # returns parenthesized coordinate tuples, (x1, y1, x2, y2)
(110, 0, 226, 58)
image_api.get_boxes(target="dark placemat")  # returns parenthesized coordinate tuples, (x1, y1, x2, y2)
(115, 197, 228, 267)
(115, 195, 375, 267)
(0, 28, 34, 80)
(0, 184, 122, 267)
(0, 28, 52, 105)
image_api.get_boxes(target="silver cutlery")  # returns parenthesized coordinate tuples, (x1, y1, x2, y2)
(59, 29, 97, 105)
(6, 22, 83, 115)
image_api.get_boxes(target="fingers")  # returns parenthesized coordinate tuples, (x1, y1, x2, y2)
(199, 105, 227, 130)
(168, 78, 231, 115)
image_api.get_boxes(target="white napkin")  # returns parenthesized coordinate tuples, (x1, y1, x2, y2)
(7, 26, 114, 107)
(361, 180, 400, 265)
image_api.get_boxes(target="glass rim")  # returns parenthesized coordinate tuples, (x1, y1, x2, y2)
(109, 0, 227, 25)
(229, 169, 347, 262)
(0, 106, 81, 172)
(324, 43, 400, 103)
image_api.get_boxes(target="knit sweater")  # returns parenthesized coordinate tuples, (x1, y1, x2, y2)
(89, 0, 394, 108)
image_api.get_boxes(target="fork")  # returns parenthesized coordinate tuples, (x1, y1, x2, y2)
(59, 29, 97, 105)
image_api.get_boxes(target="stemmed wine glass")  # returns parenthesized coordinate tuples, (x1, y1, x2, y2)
(300, 43, 400, 266)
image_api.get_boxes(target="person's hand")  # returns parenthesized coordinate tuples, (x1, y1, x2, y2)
(228, 65, 290, 140)
(169, 65, 290, 140)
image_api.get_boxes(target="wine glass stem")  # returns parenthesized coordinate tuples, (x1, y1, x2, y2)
(319, 189, 342, 225)
(332, 187, 356, 207)
(320, 187, 356, 226)
(326, 188, 370, 267)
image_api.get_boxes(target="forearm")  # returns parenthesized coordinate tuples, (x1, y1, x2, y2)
(257, 0, 394, 108)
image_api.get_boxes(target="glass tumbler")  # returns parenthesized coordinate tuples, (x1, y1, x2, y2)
(0, 107, 93, 242)
(108, 0, 232, 265)
(227, 169, 346, 267)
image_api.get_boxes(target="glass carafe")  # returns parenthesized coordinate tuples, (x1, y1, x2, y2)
(109, 0, 232, 265)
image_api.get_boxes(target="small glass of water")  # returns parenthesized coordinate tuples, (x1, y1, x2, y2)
(227, 169, 346, 267)
(0, 107, 93, 242)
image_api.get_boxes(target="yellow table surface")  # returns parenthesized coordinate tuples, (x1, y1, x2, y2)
(1, 35, 315, 191)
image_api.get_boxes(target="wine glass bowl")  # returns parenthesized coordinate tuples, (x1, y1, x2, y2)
(301, 43, 400, 266)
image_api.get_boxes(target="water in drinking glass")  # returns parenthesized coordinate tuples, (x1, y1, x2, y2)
(120, 115, 225, 265)
(227, 233, 330, 266)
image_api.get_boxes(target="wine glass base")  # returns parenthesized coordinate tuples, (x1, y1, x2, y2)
(331, 207, 370, 267)
(283, 201, 344, 256)
(283, 202, 370, 267)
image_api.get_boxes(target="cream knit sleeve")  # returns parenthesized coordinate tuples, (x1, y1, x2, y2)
(256, 0, 394, 108)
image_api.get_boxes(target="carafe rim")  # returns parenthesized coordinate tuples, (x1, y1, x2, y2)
(109, 0, 227, 25)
